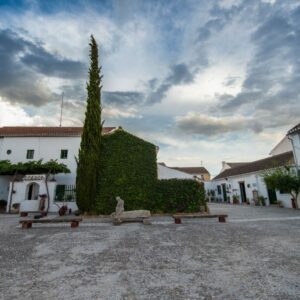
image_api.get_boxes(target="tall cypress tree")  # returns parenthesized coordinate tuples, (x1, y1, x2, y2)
(76, 35, 102, 212)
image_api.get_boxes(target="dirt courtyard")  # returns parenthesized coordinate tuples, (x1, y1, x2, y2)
(0, 204, 300, 300)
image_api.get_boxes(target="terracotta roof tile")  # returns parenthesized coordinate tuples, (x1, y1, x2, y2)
(0, 126, 116, 137)
(213, 151, 294, 180)
(226, 162, 249, 168)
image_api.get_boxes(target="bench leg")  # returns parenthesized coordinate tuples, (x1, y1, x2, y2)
(113, 219, 122, 226)
(218, 216, 226, 223)
(71, 221, 79, 228)
(174, 217, 182, 224)
(22, 222, 32, 229)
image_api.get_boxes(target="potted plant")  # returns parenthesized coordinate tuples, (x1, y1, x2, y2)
(11, 203, 20, 214)
(232, 195, 239, 204)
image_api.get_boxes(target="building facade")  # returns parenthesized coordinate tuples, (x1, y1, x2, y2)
(0, 127, 115, 213)
(211, 151, 295, 208)
(287, 123, 300, 169)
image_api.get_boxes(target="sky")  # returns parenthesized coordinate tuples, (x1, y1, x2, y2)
(0, 0, 300, 175)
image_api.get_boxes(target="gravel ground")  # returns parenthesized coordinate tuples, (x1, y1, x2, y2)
(0, 204, 300, 300)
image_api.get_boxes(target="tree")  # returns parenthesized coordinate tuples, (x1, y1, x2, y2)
(263, 168, 300, 209)
(76, 35, 102, 212)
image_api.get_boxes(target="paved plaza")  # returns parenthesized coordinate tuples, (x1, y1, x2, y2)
(0, 204, 300, 299)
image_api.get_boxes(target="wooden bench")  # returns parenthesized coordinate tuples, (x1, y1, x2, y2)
(172, 213, 228, 224)
(19, 216, 83, 229)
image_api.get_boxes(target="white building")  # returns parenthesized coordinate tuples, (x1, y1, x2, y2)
(269, 136, 293, 156)
(0, 126, 115, 213)
(157, 163, 194, 180)
(287, 123, 300, 169)
(211, 151, 295, 207)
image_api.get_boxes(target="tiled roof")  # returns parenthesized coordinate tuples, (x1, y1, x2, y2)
(226, 162, 249, 168)
(170, 166, 210, 175)
(287, 123, 300, 135)
(0, 126, 116, 137)
(213, 151, 294, 180)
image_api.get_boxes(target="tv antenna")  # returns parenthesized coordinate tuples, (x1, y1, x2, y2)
(59, 92, 64, 127)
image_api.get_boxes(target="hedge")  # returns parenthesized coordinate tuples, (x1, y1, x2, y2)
(154, 179, 206, 213)
(95, 129, 158, 214)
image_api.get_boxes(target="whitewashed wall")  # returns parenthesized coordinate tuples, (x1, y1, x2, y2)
(211, 172, 294, 208)
(6, 178, 78, 213)
(157, 164, 194, 179)
(290, 132, 300, 168)
(0, 136, 80, 186)
(269, 136, 292, 156)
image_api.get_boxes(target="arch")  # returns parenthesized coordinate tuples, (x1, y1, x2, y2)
(26, 183, 40, 200)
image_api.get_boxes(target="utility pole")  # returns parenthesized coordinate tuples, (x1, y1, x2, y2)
(59, 92, 64, 127)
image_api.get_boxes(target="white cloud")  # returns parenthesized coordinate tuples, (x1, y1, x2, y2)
(0, 99, 33, 126)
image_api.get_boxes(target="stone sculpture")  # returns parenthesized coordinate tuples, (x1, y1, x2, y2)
(112, 196, 151, 225)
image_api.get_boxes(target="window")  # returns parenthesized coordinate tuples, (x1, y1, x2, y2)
(279, 188, 290, 194)
(217, 185, 222, 195)
(60, 149, 68, 159)
(6, 149, 11, 155)
(26, 149, 34, 159)
(55, 185, 76, 202)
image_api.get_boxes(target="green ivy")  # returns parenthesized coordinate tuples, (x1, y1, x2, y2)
(95, 129, 157, 214)
(94, 128, 206, 214)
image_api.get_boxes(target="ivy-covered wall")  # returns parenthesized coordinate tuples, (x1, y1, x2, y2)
(95, 129, 157, 214)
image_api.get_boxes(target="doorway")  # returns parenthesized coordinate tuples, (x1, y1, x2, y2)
(26, 183, 40, 200)
(239, 182, 247, 203)
(221, 184, 227, 202)
(267, 189, 277, 204)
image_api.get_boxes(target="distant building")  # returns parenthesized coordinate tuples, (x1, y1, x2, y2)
(287, 123, 300, 169)
(158, 164, 210, 181)
(212, 151, 295, 207)
(157, 163, 194, 180)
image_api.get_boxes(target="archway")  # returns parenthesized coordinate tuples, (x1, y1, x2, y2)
(26, 183, 40, 200)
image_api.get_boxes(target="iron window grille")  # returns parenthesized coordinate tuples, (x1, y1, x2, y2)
(60, 149, 68, 159)
(26, 149, 34, 159)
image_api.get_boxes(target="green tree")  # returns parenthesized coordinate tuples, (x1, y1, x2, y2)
(76, 35, 102, 212)
(263, 168, 300, 209)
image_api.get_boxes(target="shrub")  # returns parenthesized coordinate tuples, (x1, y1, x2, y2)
(154, 179, 206, 213)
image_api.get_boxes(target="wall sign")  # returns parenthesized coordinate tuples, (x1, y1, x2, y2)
(23, 175, 46, 181)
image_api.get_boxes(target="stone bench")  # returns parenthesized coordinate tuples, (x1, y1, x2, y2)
(172, 213, 228, 224)
(19, 216, 82, 229)
(112, 210, 151, 225)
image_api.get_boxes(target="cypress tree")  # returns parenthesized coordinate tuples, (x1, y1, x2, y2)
(76, 35, 102, 212)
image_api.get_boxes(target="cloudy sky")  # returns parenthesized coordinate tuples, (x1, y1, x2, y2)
(0, 0, 299, 175)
